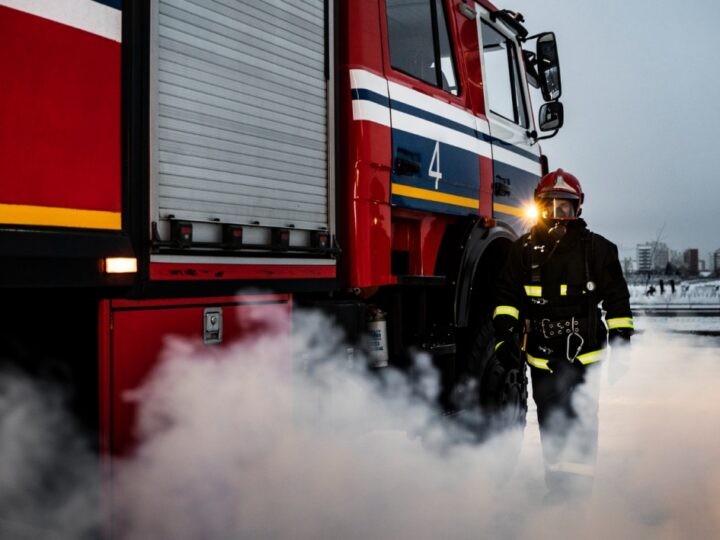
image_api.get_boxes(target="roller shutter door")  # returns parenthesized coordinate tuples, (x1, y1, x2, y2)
(153, 0, 328, 231)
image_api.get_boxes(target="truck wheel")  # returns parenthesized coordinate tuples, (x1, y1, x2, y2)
(455, 315, 528, 441)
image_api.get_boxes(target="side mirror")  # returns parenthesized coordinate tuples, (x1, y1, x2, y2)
(536, 32, 561, 101)
(538, 101, 564, 132)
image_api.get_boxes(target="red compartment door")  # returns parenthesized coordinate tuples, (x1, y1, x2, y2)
(100, 294, 292, 455)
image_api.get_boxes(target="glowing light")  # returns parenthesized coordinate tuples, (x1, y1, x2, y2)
(104, 257, 138, 274)
(524, 204, 539, 221)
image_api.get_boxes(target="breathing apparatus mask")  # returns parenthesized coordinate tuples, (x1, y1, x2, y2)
(537, 195, 579, 242)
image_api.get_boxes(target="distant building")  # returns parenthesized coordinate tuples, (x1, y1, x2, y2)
(669, 250, 684, 268)
(713, 249, 720, 276)
(636, 241, 669, 273)
(655, 243, 670, 270)
(636, 244, 652, 272)
(683, 248, 699, 275)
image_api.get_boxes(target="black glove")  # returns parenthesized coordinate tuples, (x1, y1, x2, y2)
(493, 314, 517, 341)
(495, 336, 522, 371)
(609, 328, 632, 348)
(493, 314, 521, 370)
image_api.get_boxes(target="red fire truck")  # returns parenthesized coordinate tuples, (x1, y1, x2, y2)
(0, 0, 564, 454)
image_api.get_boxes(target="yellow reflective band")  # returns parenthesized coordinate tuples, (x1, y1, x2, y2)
(527, 350, 605, 370)
(524, 285, 542, 297)
(392, 183, 478, 209)
(0, 203, 121, 230)
(560, 284, 568, 296)
(547, 462, 595, 477)
(493, 305, 520, 319)
(577, 349, 605, 365)
(494, 341, 504, 351)
(607, 317, 634, 330)
(493, 202, 525, 217)
(526, 352, 552, 372)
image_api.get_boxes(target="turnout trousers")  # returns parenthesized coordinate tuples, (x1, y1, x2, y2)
(530, 360, 601, 497)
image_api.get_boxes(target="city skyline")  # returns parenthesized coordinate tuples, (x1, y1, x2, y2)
(630, 240, 719, 274)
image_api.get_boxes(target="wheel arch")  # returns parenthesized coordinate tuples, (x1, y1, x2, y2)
(454, 220, 518, 328)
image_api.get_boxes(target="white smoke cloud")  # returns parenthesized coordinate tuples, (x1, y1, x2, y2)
(0, 373, 100, 540)
(1, 310, 720, 539)
(111, 308, 533, 539)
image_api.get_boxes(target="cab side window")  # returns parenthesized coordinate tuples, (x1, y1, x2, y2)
(481, 21, 528, 127)
(386, 0, 459, 95)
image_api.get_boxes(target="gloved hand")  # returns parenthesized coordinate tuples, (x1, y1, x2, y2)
(493, 314, 517, 342)
(495, 336, 522, 372)
(493, 314, 521, 371)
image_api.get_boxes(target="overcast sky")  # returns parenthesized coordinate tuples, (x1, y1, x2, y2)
(508, 0, 720, 263)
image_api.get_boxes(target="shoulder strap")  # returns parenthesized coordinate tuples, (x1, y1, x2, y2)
(585, 231, 599, 348)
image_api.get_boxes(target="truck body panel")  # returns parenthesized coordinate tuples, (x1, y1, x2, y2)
(0, 1, 122, 230)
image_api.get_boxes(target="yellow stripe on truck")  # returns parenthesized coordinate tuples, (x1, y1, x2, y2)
(493, 203, 525, 217)
(0, 203, 121, 230)
(392, 183, 478, 209)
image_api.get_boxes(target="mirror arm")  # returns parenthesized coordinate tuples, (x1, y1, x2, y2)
(534, 129, 560, 141)
(526, 129, 560, 143)
(524, 32, 547, 42)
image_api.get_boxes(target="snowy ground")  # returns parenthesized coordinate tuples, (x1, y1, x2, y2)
(635, 315, 720, 334)
(630, 278, 720, 313)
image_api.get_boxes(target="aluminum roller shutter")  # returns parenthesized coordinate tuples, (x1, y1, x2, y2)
(154, 0, 328, 231)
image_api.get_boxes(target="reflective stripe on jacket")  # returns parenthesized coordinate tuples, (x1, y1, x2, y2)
(526, 349, 605, 372)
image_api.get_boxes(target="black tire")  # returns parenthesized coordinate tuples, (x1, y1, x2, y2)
(453, 314, 528, 441)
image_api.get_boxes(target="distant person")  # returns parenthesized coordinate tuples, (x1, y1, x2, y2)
(491, 169, 633, 502)
(670, 279, 676, 294)
(646, 285, 656, 296)
(659, 279, 665, 295)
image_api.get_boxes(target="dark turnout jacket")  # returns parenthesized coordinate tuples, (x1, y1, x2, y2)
(493, 219, 633, 371)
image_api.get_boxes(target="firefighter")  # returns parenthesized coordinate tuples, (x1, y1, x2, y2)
(492, 169, 633, 501)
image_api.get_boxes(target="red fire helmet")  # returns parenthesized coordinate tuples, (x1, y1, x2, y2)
(534, 168, 584, 220)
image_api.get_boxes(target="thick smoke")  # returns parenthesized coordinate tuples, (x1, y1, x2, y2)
(1, 309, 720, 539)
(0, 373, 100, 540)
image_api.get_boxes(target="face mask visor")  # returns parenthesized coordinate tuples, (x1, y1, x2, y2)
(539, 197, 577, 221)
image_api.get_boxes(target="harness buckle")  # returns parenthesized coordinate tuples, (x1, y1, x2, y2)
(540, 318, 552, 338)
(566, 317, 584, 362)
